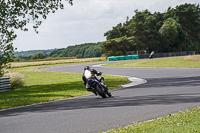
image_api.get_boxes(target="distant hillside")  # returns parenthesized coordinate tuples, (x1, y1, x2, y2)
(14, 42, 103, 59)
(14, 49, 55, 58)
(50, 42, 103, 58)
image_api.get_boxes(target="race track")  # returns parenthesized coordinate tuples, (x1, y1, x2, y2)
(1, 61, 200, 133)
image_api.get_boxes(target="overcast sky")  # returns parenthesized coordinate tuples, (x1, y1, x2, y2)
(13, 0, 199, 51)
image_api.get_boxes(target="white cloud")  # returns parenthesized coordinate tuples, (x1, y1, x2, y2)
(12, 0, 199, 51)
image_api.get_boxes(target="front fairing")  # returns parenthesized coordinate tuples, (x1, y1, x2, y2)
(88, 78, 99, 88)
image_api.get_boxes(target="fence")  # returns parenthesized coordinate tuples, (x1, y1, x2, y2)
(107, 51, 198, 61)
(139, 51, 197, 59)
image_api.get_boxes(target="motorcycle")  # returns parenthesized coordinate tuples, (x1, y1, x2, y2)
(88, 78, 112, 98)
(149, 51, 154, 59)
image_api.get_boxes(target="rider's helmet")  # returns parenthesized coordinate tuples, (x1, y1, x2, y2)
(84, 66, 90, 71)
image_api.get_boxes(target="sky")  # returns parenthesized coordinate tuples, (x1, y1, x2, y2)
(13, 0, 199, 51)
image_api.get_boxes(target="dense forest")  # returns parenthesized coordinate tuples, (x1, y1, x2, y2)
(14, 49, 55, 58)
(101, 3, 200, 56)
(13, 42, 102, 61)
(50, 42, 102, 58)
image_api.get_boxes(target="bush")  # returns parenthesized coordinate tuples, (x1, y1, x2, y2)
(30, 53, 45, 60)
(14, 58, 22, 62)
(184, 55, 200, 62)
(4, 72, 26, 89)
(76, 54, 82, 58)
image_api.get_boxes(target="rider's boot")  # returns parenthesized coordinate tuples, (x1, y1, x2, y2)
(91, 89, 97, 95)
(87, 88, 97, 95)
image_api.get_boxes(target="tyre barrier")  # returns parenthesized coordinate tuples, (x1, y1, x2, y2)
(107, 55, 139, 61)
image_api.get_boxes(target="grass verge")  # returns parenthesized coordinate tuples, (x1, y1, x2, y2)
(103, 55, 200, 68)
(0, 71, 130, 110)
(104, 107, 200, 133)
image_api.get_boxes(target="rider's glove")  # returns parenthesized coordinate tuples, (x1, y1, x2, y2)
(97, 72, 102, 76)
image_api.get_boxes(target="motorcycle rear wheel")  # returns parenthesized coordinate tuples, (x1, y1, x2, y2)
(95, 84, 106, 98)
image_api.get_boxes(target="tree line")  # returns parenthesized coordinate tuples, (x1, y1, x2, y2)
(13, 42, 103, 61)
(50, 42, 102, 58)
(100, 3, 200, 56)
(14, 49, 55, 59)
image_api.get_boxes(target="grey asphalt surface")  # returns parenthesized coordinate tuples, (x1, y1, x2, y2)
(1, 60, 200, 133)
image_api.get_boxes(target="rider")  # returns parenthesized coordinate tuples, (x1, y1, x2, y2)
(82, 66, 107, 95)
(149, 51, 154, 59)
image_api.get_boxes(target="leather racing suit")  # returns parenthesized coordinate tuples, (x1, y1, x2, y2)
(82, 68, 106, 94)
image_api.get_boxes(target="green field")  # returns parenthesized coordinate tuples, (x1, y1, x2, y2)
(103, 55, 200, 68)
(10, 57, 106, 68)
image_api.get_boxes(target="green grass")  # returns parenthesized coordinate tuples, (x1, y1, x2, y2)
(105, 107, 200, 133)
(103, 56, 200, 68)
(0, 71, 130, 110)
(10, 57, 106, 68)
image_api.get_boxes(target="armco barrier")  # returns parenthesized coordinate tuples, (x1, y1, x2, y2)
(107, 55, 139, 61)
(0, 77, 11, 92)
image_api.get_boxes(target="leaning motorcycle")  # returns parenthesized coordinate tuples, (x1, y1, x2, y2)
(88, 78, 112, 98)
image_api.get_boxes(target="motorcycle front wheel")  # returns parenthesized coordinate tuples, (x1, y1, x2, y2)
(105, 90, 112, 97)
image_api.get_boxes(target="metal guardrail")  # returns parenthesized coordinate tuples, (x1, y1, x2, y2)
(139, 51, 197, 59)
(0, 77, 11, 92)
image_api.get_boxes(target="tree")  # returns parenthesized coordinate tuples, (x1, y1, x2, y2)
(104, 23, 127, 40)
(159, 18, 182, 52)
(127, 10, 152, 51)
(50, 42, 102, 58)
(166, 3, 200, 50)
(0, 0, 73, 76)
(30, 53, 45, 60)
(102, 3, 198, 55)
(100, 36, 135, 57)
(76, 54, 82, 58)
(143, 12, 165, 53)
